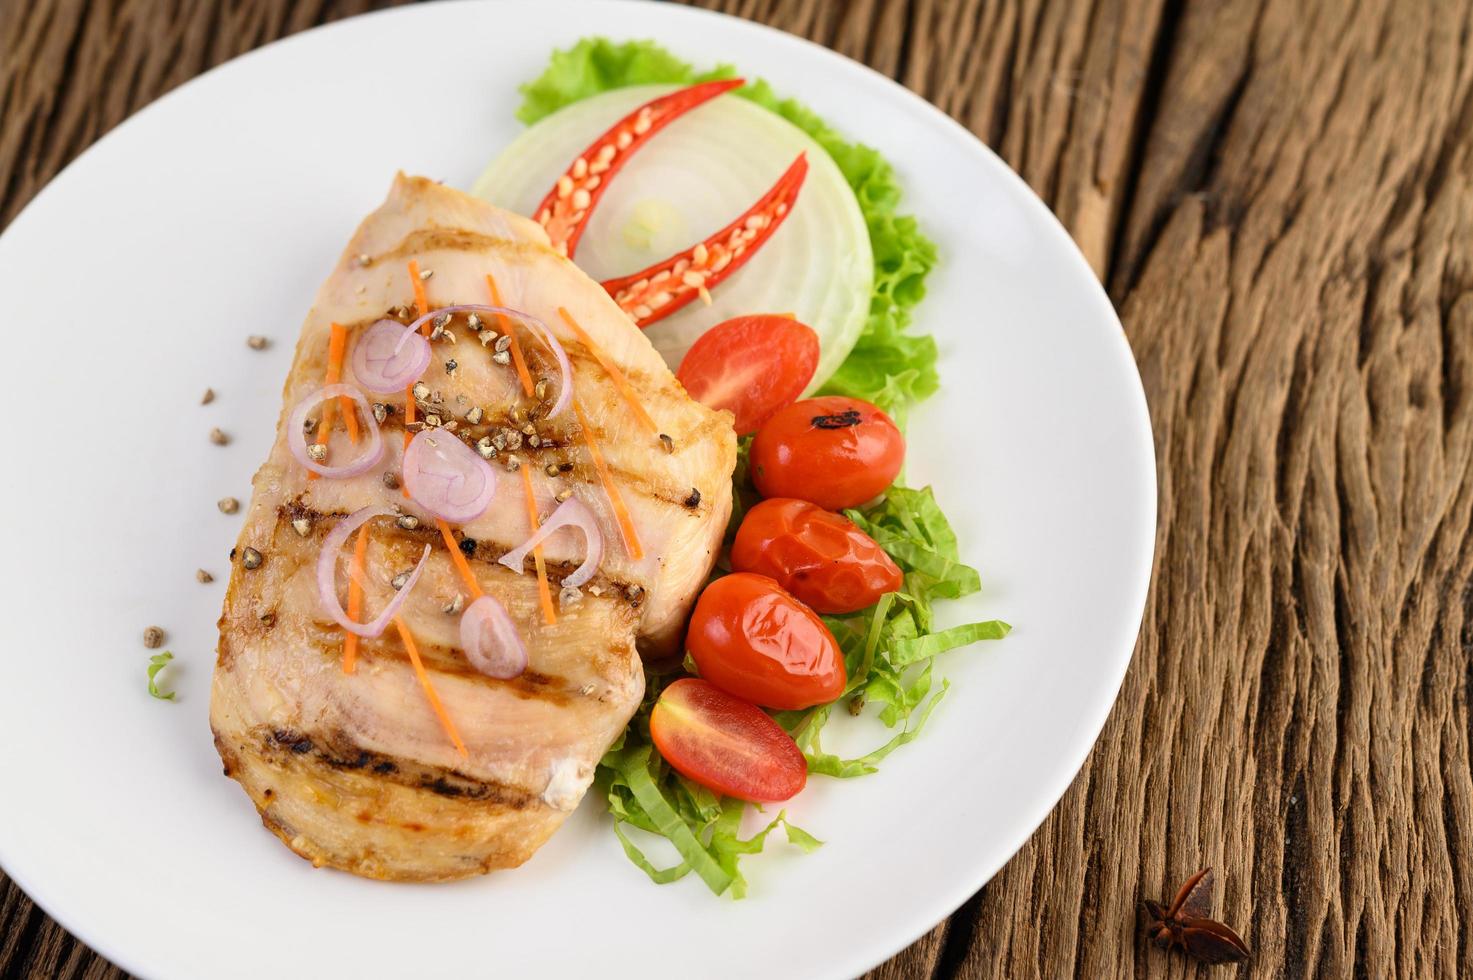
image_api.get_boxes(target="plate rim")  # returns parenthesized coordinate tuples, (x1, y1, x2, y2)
(0, 2, 1157, 976)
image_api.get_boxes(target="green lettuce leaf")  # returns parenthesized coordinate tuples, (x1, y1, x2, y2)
(147, 651, 176, 701)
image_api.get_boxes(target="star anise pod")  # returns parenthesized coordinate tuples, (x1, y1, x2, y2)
(1142, 868, 1250, 965)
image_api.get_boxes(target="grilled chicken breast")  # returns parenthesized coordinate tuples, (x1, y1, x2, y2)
(211, 174, 736, 881)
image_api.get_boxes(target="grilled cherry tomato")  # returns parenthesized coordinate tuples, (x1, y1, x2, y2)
(750, 396, 904, 510)
(676, 315, 820, 435)
(731, 498, 903, 614)
(650, 678, 807, 802)
(687, 572, 845, 710)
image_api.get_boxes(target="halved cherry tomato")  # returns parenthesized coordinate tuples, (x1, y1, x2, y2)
(676, 315, 820, 435)
(650, 678, 807, 802)
(731, 498, 903, 613)
(750, 396, 905, 510)
(687, 572, 845, 710)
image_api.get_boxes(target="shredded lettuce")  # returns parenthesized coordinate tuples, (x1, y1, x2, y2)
(147, 651, 176, 701)
(517, 39, 1003, 896)
(518, 38, 939, 417)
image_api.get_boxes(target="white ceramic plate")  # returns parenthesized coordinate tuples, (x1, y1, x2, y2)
(0, 3, 1154, 978)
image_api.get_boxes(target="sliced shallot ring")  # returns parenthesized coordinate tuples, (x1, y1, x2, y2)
(405, 304, 573, 417)
(459, 595, 528, 679)
(316, 506, 431, 638)
(288, 383, 384, 478)
(350, 318, 432, 394)
(402, 428, 498, 523)
(498, 497, 604, 589)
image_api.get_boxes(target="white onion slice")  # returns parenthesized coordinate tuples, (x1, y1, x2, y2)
(406, 305, 573, 417)
(316, 506, 430, 638)
(459, 595, 528, 679)
(472, 85, 873, 392)
(402, 428, 497, 523)
(350, 318, 432, 394)
(287, 384, 384, 478)
(498, 497, 604, 589)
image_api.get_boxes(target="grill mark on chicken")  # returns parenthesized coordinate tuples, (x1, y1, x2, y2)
(253, 726, 547, 810)
(378, 227, 555, 265)
(272, 504, 666, 590)
(220, 605, 630, 700)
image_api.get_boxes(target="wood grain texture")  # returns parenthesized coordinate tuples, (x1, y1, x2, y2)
(4, 0, 1472, 977)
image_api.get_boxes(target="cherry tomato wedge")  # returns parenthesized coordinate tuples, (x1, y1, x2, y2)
(750, 396, 905, 510)
(650, 678, 807, 802)
(731, 498, 903, 613)
(687, 572, 845, 710)
(676, 315, 820, 435)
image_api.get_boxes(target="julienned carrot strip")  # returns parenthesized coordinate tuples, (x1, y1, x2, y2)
(408, 260, 431, 333)
(404, 261, 430, 459)
(572, 399, 644, 560)
(518, 465, 557, 626)
(436, 518, 484, 599)
(556, 307, 659, 437)
(326, 322, 360, 443)
(485, 273, 536, 396)
(309, 322, 355, 482)
(393, 615, 469, 758)
(341, 526, 369, 674)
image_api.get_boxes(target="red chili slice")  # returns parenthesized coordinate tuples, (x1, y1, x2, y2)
(535, 79, 745, 258)
(600, 153, 809, 329)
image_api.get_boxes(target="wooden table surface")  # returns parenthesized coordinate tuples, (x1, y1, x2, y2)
(4, 0, 1471, 976)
